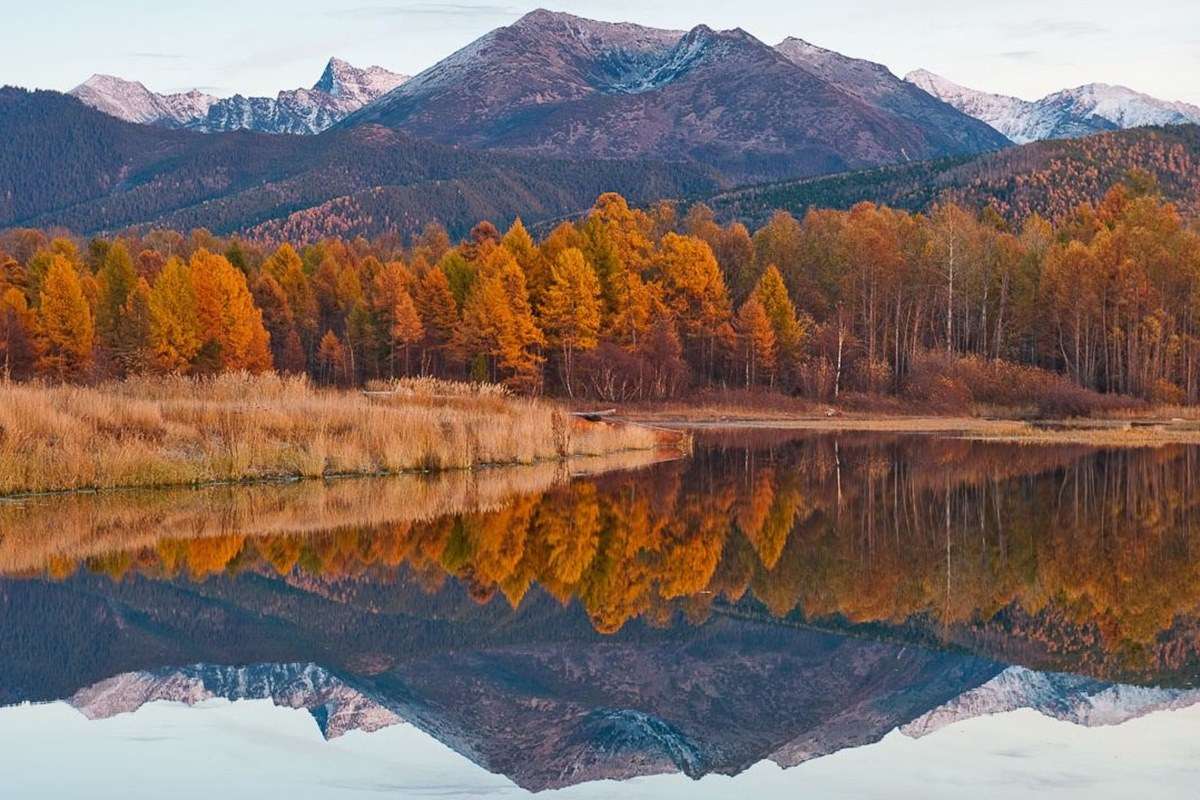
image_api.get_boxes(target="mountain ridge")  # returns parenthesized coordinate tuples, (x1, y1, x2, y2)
(702, 123, 1200, 228)
(906, 69, 1200, 143)
(69, 57, 408, 135)
(901, 666, 1200, 738)
(774, 38, 1010, 154)
(344, 9, 1008, 183)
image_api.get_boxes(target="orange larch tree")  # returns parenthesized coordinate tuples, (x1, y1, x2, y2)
(541, 247, 601, 397)
(36, 255, 94, 380)
(190, 249, 273, 373)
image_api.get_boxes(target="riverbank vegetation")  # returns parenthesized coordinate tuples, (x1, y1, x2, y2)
(1, 173, 1197, 415)
(0, 374, 665, 496)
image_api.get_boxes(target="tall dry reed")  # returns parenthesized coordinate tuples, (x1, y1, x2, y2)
(0, 374, 664, 496)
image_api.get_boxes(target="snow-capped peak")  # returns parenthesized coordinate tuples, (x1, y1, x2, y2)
(905, 69, 969, 100)
(312, 57, 408, 106)
(1046, 83, 1200, 129)
(905, 69, 1200, 144)
(69, 74, 217, 128)
(69, 662, 405, 740)
(69, 58, 408, 135)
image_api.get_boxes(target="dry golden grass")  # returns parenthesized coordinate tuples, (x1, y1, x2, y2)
(0, 374, 666, 496)
(364, 376, 513, 398)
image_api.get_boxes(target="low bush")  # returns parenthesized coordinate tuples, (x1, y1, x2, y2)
(902, 352, 1142, 417)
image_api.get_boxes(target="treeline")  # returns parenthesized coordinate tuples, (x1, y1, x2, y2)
(1, 180, 1198, 406)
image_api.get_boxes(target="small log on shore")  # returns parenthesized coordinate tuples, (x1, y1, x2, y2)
(570, 409, 617, 422)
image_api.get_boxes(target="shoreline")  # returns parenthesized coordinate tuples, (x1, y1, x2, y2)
(618, 411, 1200, 447)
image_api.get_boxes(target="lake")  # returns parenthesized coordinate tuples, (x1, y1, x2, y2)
(2, 430, 1199, 798)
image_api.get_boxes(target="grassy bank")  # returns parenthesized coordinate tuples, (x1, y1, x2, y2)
(0, 374, 671, 496)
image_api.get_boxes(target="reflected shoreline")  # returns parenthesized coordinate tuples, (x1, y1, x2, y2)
(0, 446, 679, 577)
(3, 431, 1199, 684)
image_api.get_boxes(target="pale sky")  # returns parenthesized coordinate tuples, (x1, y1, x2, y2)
(2, 1, 1198, 105)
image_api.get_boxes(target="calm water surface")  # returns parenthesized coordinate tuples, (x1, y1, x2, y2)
(2, 430, 1200, 798)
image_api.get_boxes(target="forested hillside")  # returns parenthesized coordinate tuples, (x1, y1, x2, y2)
(0, 88, 718, 238)
(6, 85, 1197, 250)
(706, 125, 1200, 227)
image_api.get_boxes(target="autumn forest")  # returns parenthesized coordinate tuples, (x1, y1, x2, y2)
(2, 175, 1199, 410)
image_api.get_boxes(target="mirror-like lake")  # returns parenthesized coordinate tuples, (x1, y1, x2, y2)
(3, 431, 1200, 798)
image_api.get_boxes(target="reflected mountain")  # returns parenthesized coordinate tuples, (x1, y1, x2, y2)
(902, 665, 1200, 738)
(3, 432, 1200, 790)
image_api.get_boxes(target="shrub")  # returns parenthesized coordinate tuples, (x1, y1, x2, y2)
(902, 351, 1141, 417)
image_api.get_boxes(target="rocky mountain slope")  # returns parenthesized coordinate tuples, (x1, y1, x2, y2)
(906, 69, 1200, 144)
(774, 38, 1010, 153)
(68, 74, 217, 128)
(70, 663, 404, 739)
(345, 10, 1008, 183)
(70, 58, 408, 135)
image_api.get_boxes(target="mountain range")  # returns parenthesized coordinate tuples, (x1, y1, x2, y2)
(70, 57, 408, 135)
(5, 9, 1200, 240)
(906, 69, 1200, 144)
(0, 86, 718, 239)
(62, 10, 1200, 157)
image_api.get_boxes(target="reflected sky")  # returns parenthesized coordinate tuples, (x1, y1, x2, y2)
(4, 698, 1200, 799)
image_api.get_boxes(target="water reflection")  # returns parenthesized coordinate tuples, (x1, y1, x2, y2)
(2, 431, 1200, 790)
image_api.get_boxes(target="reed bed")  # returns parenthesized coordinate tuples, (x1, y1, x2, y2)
(0, 374, 663, 496)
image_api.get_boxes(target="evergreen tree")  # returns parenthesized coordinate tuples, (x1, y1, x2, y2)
(116, 278, 154, 375)
(95, 241, 138, 361)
